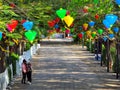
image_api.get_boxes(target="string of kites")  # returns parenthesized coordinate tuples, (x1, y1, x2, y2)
(1, 0, 120, 42)
(0, 20, 37, 43)
(78, 14, 119, 42)
(48, 8, 74, 34)
(48, 8, 120, 42)
(80, 0, 120, 41)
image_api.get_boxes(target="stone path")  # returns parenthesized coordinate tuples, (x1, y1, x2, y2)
(12, 44, 120, 90)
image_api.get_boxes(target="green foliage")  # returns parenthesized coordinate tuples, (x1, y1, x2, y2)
(6, 33, 22, 39)
(24, 42, 31, 51)
(11, 52, 19, 60)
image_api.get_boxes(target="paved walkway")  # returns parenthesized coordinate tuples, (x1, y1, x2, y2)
(12, 44, 120, 90)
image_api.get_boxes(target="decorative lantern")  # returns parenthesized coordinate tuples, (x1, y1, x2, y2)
(6, 20, 18, 33)
(63, 15, 74, 27)
(91, 31, 96, 38)
(78, 33, 83, 39)
(65, 29, 70, 34)
(23, 21, 33, 30)
(95, 14, 99, 20)
(0, 32, 2, 40)
(113, 27, 119, 33)
(56, 8, 67, 19)
(105, 14, 118, 25)
(21, 19, 26, 24)
(83, 8, 88, 13)
(115, 0, 120, 7)
(10, 3, 15, 8)
(54, 24, 59, 29)
(83, 6, 88, 13)
(66, 11, 70, 15)
(103, 19, 111, 29)
(62, 28, 66, 32)
(48, 20, 55, 28)
(83, 23, 88, 30)
(25, 30, 37, 43)
(54, 18, 60, 23)
(97, 29, 103, 35)
(86, 31, 91, 36)
(89, 21, 95, 27)
(109, 34, 114, 39)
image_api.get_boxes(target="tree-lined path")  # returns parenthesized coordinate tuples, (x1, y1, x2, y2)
(12, 44, 120, 90)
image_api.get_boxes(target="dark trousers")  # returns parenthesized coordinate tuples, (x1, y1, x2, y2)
(27, 71, 32, 82)
(21, 72, 27, 84)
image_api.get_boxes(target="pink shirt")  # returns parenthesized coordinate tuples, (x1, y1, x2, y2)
(22, 63, 27, 73)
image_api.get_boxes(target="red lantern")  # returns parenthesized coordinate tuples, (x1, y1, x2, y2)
(65, 29, 70, 34)
(83, 8, 88, 13)
(11, 20, 18, 26)
(21, 20, 26, 24)
(95, 14, 99, 20)
(78, 33, 83, 39)
(56, 28, 60, 33)
(48, 20, 55, 28)
(83, 6, 88, 13)
(55, 18, 60, 23)
(66, 11, 70, 15)
(6, 20, 18, 32)
(10, 3, 15, 8)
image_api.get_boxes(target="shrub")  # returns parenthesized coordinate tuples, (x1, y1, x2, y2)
(24, 42, 31, 51)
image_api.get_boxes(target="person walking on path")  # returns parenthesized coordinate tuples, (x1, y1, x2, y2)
(21, 59, 27, 84)
(27, 62, 32, 85)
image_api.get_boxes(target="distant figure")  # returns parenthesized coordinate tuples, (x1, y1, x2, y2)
(21, 59, 27, 84)
(27, 62, 32, 85)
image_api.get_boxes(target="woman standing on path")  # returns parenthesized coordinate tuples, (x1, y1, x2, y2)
(21, 59, 27, 84)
